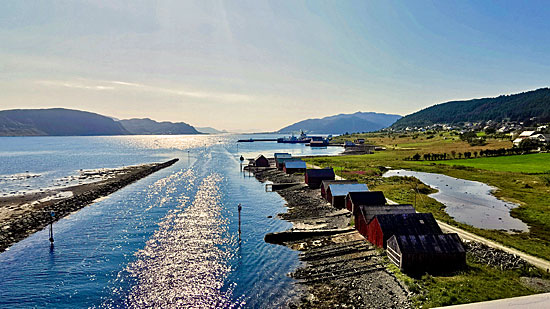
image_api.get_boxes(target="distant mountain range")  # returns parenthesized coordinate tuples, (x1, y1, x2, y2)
(119, 118, 199, 135)
(0, 108, 200, 136)
(392, 88, 550, 129)
(195, 126, 228, 134)
(278, 112, 402, 134)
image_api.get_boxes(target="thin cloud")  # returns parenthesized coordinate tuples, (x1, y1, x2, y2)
(36, 79, 254, 103)
(106, 80, 253, 102)
(37, 80, 115, 91)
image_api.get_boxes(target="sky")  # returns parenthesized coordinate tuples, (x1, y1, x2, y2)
(1, 1, 549, 132)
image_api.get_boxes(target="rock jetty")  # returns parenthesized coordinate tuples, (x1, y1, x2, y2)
(0, 158, 178, 252)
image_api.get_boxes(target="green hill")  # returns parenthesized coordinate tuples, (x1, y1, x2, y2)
(391, 88, 550, 129)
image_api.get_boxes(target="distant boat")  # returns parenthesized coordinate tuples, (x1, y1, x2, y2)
(277, 130, 311, 143)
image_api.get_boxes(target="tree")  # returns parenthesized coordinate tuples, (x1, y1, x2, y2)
(485, 127, 496, 134)
(413, 153, 421, 161)
(519, 138, 541, 151)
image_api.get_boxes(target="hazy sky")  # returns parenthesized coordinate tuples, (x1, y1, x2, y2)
(1, 1, 549, 131)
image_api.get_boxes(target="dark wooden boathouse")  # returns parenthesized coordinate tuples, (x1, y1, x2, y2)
(320, 180, 357, 199)
(283, 160, 307, 174)
(326, 183, 369, 209)
(387, 233, 466, 274)
(254, 154, 270, 167)
(276, 157, 300, 170)
(346, 191, 387, 214)
(355, 205, 416, 241)
(366, 213, 442, 248)
(274, 153, 292, 160)
(305, 168, 335, 189)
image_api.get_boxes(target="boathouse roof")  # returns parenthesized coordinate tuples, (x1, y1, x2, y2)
(347, 191, 387, 206)
(389, 233, 465, 255)
(274, 153, 292, 159)
(328, 183, 368, 197)
(306, 168, 335, 178)
(284, 160, 306, 169)
(372, 213, 442, 236)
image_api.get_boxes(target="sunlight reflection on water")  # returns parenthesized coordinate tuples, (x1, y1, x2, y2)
(125, 173, 241, 308)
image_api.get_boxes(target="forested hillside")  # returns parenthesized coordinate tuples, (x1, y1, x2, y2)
(392, 88, 550, 129)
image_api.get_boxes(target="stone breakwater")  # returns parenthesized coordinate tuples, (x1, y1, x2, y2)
(0, 158, 178, 252)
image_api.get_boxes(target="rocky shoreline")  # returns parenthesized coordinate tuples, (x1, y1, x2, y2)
(254, 168, 411, 308)
(0, 158, 178, 252)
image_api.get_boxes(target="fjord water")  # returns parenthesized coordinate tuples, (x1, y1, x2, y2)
(0, 135, 342, 308)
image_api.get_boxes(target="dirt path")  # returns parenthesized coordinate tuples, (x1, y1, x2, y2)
(437, 221, 550, 272)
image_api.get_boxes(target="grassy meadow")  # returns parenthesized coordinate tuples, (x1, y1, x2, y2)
(305, 131, 550, 307)
(426, 153, 550, 173)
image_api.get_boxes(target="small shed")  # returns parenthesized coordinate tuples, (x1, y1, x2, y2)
(346, 191, 387, 214)
(254, 154, 270, 167)
(276, 157, 301, 170)
(321, 180, 358, 199)
(387, 233, 466, 274)
(274, 153, 292, 160)
(283, 160, 307, 174)
(366, 213, 442, 248)
(355, 205, 416, 240)
(326, 183, 369, 209)
(305, 168, 335, 189)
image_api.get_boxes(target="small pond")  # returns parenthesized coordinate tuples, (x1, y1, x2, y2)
(383, 170, 529, 232)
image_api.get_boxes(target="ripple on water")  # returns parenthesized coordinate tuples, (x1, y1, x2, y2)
(124, 173, 241, 308)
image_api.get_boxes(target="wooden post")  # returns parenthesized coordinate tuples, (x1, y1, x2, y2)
(49, 211, 55, 246)
(240, 155, 244, 172)
(414, 183, 418, 208)
(238, 203, 242, 239)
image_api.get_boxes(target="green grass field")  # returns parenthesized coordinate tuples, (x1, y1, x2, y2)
(425, 153, 550, 174)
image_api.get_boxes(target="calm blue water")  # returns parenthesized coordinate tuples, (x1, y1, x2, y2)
(0, 135, 342, 308)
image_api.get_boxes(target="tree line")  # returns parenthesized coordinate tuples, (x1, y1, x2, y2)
(404, 144, 545, 161)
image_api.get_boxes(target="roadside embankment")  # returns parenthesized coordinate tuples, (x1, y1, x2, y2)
(254, 168, 411, 308)
(0, 158, 178, 252)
